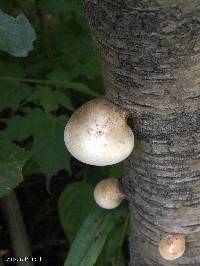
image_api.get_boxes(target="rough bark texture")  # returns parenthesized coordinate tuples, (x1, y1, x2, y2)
(84, 1, 200, 265)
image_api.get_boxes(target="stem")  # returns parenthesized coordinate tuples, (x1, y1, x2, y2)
(0, 191, 34, 266)
(0, 77, 100, 97)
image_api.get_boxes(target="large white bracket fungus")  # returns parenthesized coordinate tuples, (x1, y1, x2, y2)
(64, 98, 134, 166)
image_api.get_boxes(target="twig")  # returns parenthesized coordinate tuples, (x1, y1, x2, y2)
(0, 191, 34, 266)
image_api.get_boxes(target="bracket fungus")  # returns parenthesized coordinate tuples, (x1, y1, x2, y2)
(94, 178, 125, 209)
(64, 98, 134, 166)
(159, 234, 186, 261)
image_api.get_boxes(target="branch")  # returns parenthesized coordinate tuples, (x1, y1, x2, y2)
(0, 191, 34, 266)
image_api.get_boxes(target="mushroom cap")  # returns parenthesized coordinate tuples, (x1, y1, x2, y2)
(64, 98, 134, 166)
(94, 178, 125, 209)
(159, 234, 186, 261)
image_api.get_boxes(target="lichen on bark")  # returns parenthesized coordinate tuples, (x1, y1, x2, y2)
(84, 1, 200, 265)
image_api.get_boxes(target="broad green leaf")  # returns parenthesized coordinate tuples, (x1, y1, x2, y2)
(0, 62, 31, 111)
(86, 164, 123, 188)
(47, 69, 72, 82)
(0, 62, 24, 78)
(0, 140, 31, 197)
(0, 81, 33, 111)
(2, 109, 71, 180)
(68, 32, 101, 80)
(22, 157, 40, 176)
(0, 76, 99, 98)
(114, 251, 126, 266)
(57, 0, 82, 16)
(96, 224, 127, 266)
(52, 19, 99, 76)
(30, 87, 74, 113)
(64, 207, 126, 266)
(33, 122, 71, 188)
(1, 109, 49, 141)
(41, 0, 83, 21)
(0, 10, 36, 57)
(58, 182, 96, 242)
(97, 206, 128, 266)
(71, 59, 100, 80)
(45, 18, 81, 67)
(109, 164, 124, 178)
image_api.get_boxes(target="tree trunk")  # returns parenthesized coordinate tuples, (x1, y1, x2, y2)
(83, 1, 200, 265)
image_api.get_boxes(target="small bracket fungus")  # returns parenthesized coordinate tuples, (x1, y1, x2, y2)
(159, 234, 186, 261)
(94, 178, 125, 209)
(64, 98, 134, 166)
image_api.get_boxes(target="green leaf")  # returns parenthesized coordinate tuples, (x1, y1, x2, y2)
(22, 157, 40, 176)
(71, 58, 100, 80)
(0, 140, 31, 197)
(0, 80, 33, 111)
(1, 108, 52, 141)
(108, 164, 124, 178)
(64, 207, 126, 266)
(2, 109, 71, 181)
(41, 0, 83, 21)
(69, 32, 101, 80)
(30, 87, 74, 113)
(52, 19, 99, 75)
(86, 164, 124, 188)
(0, 76, 100, 97)
(0, 62, 24, 78)
(96, 225, 126, 266)
(58, 182, 96, 242)
(96, 206, 128, 266)
(0, 63, 32, 111)
(32, 118, 71, 186)
(47, 69, 72, 82)
(0, 10, 36, 57)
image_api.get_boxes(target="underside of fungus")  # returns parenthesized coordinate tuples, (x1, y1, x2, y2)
(64, 98, 134, 166)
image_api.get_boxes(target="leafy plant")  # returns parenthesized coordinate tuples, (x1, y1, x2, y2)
(0, 140, 31, 197)
(64, 207, 127, 266)
(0, 1, 128, 265)
(59, 181, 96, 242)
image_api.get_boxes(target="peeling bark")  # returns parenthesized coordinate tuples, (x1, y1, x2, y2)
(84, 1, 200, 265)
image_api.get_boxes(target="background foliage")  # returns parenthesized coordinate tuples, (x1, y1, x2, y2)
(0, 1, 129, 265)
